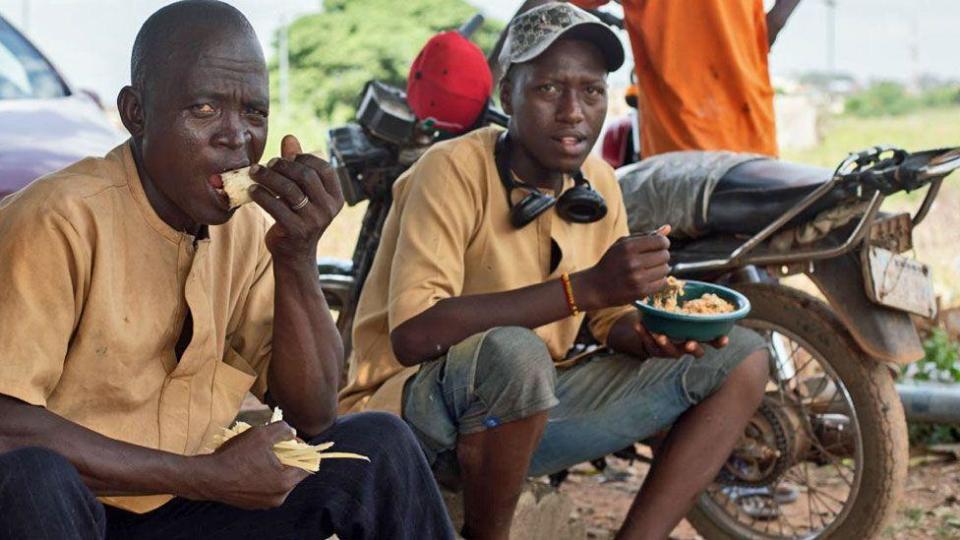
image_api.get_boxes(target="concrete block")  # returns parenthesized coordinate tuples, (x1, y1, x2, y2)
(442, 482, 585, 540)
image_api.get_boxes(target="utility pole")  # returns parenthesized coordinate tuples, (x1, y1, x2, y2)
(824, 0, 836, 76)
(909, 10, 920, 91)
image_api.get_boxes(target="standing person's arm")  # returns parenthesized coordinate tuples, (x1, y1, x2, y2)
(766, 0, 802, 48)
(247, 135, 345, 438)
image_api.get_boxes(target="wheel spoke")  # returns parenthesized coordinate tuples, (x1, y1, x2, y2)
(803, 461, 820, 532)
(813, 484, 849, 506)
(809, 485, 845, 514)
(703, 316, 871, 539)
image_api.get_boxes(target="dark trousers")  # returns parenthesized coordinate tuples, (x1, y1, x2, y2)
(0, 412, 454, 540)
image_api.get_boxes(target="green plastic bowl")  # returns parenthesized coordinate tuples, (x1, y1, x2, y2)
(634, 280, 751, 342)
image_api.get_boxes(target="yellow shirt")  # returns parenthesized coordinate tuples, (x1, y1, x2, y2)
(0, 142, 275, 513)
(339, 127, 633, 415)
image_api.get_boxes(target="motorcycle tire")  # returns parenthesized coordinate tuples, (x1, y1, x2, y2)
(686, 282, 908, 540)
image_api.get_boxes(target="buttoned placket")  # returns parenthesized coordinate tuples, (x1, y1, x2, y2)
(156, 233, 214, 454)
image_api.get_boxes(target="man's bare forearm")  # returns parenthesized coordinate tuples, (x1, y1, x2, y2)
(0, 395, 200, 497)
(267, 259, 343, 438)
(391, 272, 603, 366)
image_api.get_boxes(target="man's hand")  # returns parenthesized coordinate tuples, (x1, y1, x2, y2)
(631, 318, 729, 360)
(188, 422, 310, 510)
(249, 134, 344, 264)
(607, 311, 729, 361)
(574, 227, 672, 311)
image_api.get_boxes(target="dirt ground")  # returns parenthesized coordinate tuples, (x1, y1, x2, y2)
(557, 453, 960, 539)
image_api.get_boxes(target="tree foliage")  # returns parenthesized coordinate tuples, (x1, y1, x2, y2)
(270, 0, 504, 123)
(845, 80, 960, 117)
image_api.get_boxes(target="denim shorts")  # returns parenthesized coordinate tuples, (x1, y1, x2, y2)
(401, 325, 766, 477)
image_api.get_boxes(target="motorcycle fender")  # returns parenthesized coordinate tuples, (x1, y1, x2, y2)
(807, 252, 924, 364)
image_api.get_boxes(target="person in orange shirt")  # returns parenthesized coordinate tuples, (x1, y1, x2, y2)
(494, 1, 801, 158)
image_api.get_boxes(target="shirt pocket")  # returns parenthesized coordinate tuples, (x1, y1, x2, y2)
(201, 347, 258, 451)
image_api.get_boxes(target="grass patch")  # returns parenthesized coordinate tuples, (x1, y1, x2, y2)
(781, 106, 960, 167)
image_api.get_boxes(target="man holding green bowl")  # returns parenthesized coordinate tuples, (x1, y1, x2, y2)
(340, 3, 770, 538)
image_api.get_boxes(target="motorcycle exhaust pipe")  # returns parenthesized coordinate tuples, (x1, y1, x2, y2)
(896, 382, 960, 424)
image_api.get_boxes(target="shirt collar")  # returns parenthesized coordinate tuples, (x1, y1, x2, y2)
(118, 140, 207, 245)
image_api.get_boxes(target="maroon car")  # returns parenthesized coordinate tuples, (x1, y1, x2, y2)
(0, 14, 122, 199)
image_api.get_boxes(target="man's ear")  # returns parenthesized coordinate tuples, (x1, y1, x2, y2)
(117, 86, 145, 138)
(500, 81, 514, 115)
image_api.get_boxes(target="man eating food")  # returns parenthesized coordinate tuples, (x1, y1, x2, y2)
(0, 2, 454, 538)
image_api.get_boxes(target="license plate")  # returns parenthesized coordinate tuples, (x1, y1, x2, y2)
(861, 246, 937, 319)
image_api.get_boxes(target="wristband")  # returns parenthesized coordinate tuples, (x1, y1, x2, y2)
(560, 272, 580, 317)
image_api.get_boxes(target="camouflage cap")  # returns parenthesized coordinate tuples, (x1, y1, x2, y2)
(498, 2, 625, 76)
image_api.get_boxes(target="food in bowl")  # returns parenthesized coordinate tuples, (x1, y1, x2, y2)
(635, 280, 751, 342)
(647, 277, 735, 315)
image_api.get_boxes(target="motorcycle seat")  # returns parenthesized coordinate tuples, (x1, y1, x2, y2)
(619, 151, 856, 240)
(704, 159, 852, 235)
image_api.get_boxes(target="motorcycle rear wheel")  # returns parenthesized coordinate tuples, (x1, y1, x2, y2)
(686, 282, 908, 540)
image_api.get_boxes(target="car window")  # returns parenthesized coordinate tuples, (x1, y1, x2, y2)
(0, 17, 68, 100)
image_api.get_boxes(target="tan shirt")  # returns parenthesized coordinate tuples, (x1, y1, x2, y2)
(339, 127, 633, 415)
(0, 142, 275, 513)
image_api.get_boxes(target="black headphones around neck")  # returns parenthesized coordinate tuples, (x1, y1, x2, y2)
(494, 133, 607, 229)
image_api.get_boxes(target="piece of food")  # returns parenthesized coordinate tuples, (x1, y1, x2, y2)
(221, 165, 258, 208)
(219, 152, 324, 209)
(212, 408, 370, 473)
(650, 276, 686, 311)
(645, 277, 735, 315)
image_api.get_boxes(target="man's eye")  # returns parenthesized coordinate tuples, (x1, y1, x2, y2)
(586, 86, 606, 96)
(537, 84, 559, 94)
(192, 103, 216, 115)
(245, 107, 268, 118)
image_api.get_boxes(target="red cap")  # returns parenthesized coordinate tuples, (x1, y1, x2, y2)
(407, 31, 493, 134)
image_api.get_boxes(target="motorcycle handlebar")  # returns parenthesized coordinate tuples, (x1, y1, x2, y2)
(458, 13, 485, 39)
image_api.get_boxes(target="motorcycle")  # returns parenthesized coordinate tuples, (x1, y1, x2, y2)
(617, 146, 958, 539)
(317, 15, 960, 540)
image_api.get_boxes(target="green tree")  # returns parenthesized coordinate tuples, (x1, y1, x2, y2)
(271, 0, 503, 123)
(845, 81, 917, 117)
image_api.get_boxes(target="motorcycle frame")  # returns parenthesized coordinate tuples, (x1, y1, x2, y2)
(672, 155, 949, 276)
(671, 150, 955, 365)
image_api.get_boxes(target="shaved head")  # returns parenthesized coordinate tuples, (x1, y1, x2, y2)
(119, 0, 269, 231)
(130, 0, 262, 92)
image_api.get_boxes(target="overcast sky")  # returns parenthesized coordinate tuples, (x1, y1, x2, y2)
(1, 0, 958, 108)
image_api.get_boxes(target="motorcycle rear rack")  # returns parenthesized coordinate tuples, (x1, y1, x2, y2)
(672, 146, 958, 275)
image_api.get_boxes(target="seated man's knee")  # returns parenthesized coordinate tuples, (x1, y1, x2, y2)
(353, 411, 416, 442)
(719, 349, 769, 409)
(740, 349, 770, 395)
(339, 412, 420, 456)
(475, 326, 554, 386)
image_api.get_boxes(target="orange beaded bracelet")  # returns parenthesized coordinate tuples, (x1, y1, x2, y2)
(560, 272, 580, 317)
